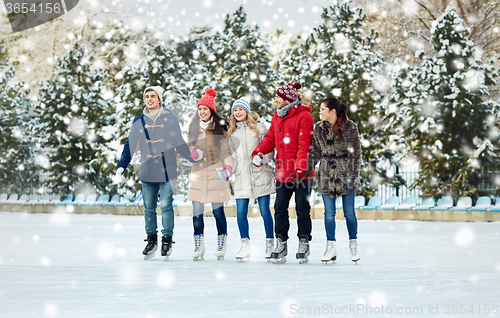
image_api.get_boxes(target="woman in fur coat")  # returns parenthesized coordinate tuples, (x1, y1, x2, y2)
(309, 97, 362, 263)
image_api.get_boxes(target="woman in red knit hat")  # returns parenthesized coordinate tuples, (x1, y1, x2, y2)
(187, 88, 234, 261)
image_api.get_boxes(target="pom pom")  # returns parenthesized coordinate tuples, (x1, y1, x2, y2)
(294, 82, 302, 89)
(205, 88, 217, 97)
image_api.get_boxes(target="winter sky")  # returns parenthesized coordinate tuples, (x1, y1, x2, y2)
(102, 0, 332, 35)
(1, 0, 333, 35)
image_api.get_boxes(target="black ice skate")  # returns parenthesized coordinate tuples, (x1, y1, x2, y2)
(161, 235, 175, 261)
(296, 237, 310, 264)
(270, 236, 287, 264)
(142, 234, 158, 260)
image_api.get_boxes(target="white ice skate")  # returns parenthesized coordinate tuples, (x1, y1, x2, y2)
(264, 238, 274, 261)
(296, 238, 310, 264)
(215, 234, 227, 260)
(270, 237, 287, 264)
(321, 240, 337, 264)
(349, 239, 360, 263)
(235, 238, 251, 261)
(191, 234, 205, 261)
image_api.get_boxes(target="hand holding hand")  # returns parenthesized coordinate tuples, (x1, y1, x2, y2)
(252, 152, 264, 167)
(191, 148, 205, 161)
(216, 165, 232, 181)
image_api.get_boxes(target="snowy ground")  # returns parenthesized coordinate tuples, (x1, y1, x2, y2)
(1, 211, 500, 318)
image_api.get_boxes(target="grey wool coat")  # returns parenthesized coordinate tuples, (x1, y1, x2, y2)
(228, 121, 276, 199)
(308, 119, 362, 196)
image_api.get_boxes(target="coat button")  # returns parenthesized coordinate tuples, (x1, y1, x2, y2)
(280, 146, 282, 148)
(280, 129, 282, 132)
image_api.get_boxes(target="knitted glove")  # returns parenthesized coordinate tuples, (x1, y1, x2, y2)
(190, 148, 205, 162)
(216, 165, 232, 181)
(292, 169, 307, 184)
(113, 167, 124, 184)
(252, 152, 264, 167)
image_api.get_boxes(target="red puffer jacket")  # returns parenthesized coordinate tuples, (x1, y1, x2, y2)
(253, 104, 316, 183)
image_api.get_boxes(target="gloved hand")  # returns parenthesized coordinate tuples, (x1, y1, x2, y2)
(216, 165, 232, 181)
(291, 169, 307, 184)
(113, 167, 124, 184)
(191, 148, 205, 161)
(252, 152, 264, 167)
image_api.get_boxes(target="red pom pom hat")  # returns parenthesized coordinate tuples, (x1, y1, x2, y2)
(276, 82, 302, 102)
(197, 88, 217, 112)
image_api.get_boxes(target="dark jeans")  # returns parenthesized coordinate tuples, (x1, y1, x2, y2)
(192, 201, 227, 235)
(274, 178, 313, 242)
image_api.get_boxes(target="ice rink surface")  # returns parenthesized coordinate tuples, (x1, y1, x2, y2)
(1, 211, 499, 318)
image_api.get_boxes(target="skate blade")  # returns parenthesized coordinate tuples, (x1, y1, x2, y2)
(298, 258, 309, 264)
(236, 256, 250, 262)
(164, 256, 169, 262)
(216, 256, 225, 260)
(192, 257, 205, 261)
(271, 256, 286, 264)
(143, 252, 155, 260)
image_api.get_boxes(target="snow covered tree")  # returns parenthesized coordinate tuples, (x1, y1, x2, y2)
(0, 67, 39, 194)
(378, 8, 500, 200)
(203, 6, 275, 118)
(32, 42, 115, 196)
(278, 0, 398, 196)
(351, 0, 500, 65)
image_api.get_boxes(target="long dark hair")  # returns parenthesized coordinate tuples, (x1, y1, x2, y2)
(322, 97, 348, 140)
(188, 108, 229, 149)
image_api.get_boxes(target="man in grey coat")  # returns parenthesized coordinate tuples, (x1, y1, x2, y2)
(116, 86, 195, 260)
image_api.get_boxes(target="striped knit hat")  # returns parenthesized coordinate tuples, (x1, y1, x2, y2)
(231, 97, 251, 114)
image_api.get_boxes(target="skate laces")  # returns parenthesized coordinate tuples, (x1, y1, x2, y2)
(274, 239, 284, 252)
(298, 240, 309, 253)
(194, 235, 202, 251)
(217, 235, 226, 251)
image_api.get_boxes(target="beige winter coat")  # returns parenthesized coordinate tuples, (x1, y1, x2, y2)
(187, 122, 233, 203)
(228, 121, 276, 199)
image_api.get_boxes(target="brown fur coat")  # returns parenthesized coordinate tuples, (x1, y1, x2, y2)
(308, 119, 361, 196)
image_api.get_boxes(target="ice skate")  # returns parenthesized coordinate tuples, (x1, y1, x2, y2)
(350, 239, 360, 263)
(296, 237, 310, 264)
(264, 238, 274, 261)
(235, 238, 251, 261)
(321, 240, 337, 264)
(161, 235, 175, 261)
(142, 234, 158, 260)
(215, 234, 227, 260)
(191, 234, 205, 261)
(270, 236, 287, 264)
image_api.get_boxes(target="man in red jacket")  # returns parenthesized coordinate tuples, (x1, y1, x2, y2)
(252, 82, 315, 264)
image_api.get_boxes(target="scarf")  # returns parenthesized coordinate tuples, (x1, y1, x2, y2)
(200, 117, 213, 131)
(277, 98, 300, 118)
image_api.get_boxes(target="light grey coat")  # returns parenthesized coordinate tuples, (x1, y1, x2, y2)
(228, 121, 276, 199)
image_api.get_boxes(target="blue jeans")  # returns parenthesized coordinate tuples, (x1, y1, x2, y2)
(236, 195, 274, 239)
(142, 181, 175, 236)
(192, 201, 227, 235)
(322, 193, 358, 241)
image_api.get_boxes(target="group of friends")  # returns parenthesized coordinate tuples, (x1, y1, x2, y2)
(116, 81, 362, 264)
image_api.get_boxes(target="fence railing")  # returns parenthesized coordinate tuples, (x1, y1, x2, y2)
(23, 167, 500, 204)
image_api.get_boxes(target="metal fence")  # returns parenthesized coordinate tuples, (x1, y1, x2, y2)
(27, 167, 500, 204)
